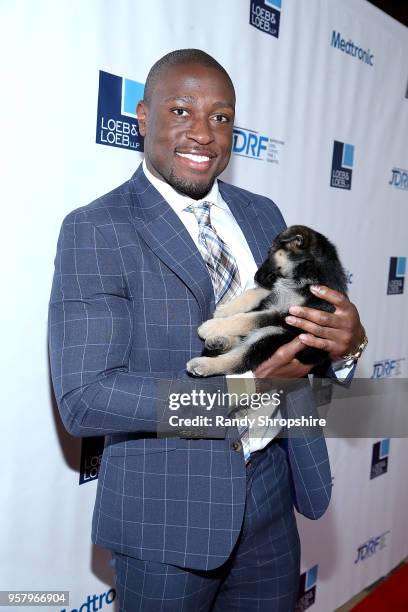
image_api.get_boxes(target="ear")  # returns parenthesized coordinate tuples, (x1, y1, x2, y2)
(136, 100, 147, 137)
(281, 233, 304, 248)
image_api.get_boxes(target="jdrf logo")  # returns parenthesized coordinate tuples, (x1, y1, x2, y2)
(79, 437, 105, 485)
(370, 438, 390, 480)
(233, 126, 284, 162)
(389, 167, 408, 190)
(354, 531, 390, 563)
(61, 589, 115, 612)
(249, 0, 282, 38)
(371, 358, 405, 379)
(387, 257, 406, 295)
(96, 70, 144, 151)
(295, 565, 317, 612)
(331, 31, 374, 65)
(330, 141, 354, 190)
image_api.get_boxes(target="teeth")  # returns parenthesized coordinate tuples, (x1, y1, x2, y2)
(177, 153, 210, 163)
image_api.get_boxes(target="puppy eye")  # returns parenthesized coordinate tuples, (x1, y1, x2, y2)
(294, 234, 304, 247)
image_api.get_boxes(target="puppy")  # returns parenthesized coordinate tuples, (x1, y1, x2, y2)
(186, 225, 347, 376)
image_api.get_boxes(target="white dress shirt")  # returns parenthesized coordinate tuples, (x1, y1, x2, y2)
(142, 160, 258, 291)
(142, 160, 351, 452)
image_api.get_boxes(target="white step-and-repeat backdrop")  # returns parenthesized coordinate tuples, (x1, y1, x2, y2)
(1, 1, 407, 610)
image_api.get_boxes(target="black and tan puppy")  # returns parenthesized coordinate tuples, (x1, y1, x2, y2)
(186, 225, 347, 376)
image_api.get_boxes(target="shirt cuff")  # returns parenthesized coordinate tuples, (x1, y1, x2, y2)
(331, 358, 355, 380)
(226, 371, 256, 412)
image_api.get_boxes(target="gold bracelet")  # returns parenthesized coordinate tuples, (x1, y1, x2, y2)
(342, 327, 368, 363)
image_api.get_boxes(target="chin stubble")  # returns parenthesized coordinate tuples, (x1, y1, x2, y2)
(168, 170, 214, 200)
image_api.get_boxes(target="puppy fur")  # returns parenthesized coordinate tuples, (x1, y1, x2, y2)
(186, 225, 347, 377)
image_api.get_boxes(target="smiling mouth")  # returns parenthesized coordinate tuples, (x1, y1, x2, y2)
(176, 152, 213, 163)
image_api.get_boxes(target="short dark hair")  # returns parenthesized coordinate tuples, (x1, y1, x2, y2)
(143, 48, 235, 105)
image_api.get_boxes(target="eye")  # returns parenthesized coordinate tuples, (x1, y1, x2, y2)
(171, 108, 189, 117)
(212, 114, 229, 123)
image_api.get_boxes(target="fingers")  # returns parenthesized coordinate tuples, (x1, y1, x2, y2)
(297, 333, 349, 360)
(254, 356, 312, 379)
(274, 336, 307, 362)
(254, 337, 306, 377)
(309, 285, 349, 306)
(287, 288, 357, 340)
(288, 305, 336, 326)
(286, 312, 338, 337)
(283, 359, 313, 378)
(298, 333, 333, 353)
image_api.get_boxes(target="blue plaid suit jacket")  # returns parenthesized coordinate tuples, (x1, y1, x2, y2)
(48, 163, 333, 570)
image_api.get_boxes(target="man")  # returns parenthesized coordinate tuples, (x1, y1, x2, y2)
(49, 49, 365, 611)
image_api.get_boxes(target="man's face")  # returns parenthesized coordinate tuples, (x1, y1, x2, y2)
(137, 62, 235, 199)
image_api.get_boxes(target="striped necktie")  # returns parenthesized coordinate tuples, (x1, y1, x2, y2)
(186, 201, 251, 462)
(185, 201, 241, 304)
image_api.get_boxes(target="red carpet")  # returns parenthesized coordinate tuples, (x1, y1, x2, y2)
(352, 563, 408, 611)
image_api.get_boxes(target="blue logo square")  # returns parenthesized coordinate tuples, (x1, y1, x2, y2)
(380, 438, 390, 459)
(397, 257, 406, 277)
(122, 78, 145, 117)
(342, 143, 354, 168)
(306, 565, 318, 590)
(265, 0, 282, 9)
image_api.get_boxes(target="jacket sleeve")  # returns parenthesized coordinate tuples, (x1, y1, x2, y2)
(48, 211, 227, 437)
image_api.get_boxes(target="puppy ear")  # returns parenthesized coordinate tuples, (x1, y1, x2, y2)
(281, 233, 304, 249)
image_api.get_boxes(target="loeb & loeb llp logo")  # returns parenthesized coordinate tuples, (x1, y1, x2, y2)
(387, 257, 406, 295)
(354, 531, 390, 563)
(96, 70, 144, 152)
(370, 438, 390, 480)
(295, 565, 318, 612)
(330, 141, 354, 190)
(233, 126, 284, 163)
(249, 0, 282, 38)
(79, 437, 105, 485)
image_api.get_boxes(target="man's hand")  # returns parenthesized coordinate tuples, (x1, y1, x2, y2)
(285, 285, 364, 361)
(254, 337, 313, 385)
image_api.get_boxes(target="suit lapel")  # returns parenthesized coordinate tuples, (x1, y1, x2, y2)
(128, 165, 215, 318)
(218, 181, 271, 267)
(127, 166, 273, 318)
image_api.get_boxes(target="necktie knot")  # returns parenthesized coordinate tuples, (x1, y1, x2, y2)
(184, 201, 212, 227)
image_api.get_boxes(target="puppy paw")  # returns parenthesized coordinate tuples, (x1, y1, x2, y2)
(197, 319, 220, 339)
(186, 357, 213, 377)
(213, 304, 231, 318)
(205, 336, 231, 352)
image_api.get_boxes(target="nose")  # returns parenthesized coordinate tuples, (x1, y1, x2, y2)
(185, 116, 214, 145)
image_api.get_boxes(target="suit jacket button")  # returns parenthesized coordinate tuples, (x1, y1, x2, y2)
(231, 440, 242, 452)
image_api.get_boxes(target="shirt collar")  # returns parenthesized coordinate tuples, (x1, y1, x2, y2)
(142, 159, 227, 213)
